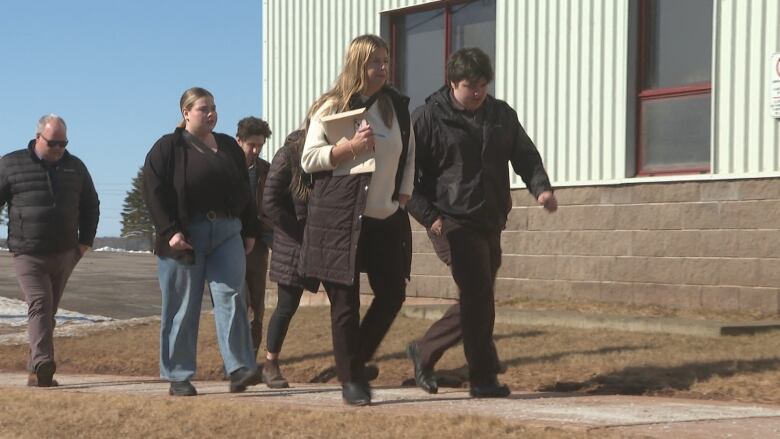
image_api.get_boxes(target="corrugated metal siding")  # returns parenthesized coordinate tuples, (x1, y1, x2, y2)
(264, 0, 779, 182)
(714, 0, 780, 175)
(264, 0, 631, 185)
(499, 0, 630, 186)
(263, 0, 430, 161)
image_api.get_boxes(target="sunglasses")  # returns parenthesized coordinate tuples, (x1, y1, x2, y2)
(39, 134, 68, 148)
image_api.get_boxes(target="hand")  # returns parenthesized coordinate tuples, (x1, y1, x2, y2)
(244, 237, 255, 255)
(349, 121, 375, 154)
(398, 194, 410, 209)
(430, 217, 444, 236)
(168, 232, 193, 251)
(78, 244, 89, 256)
(537, 191, 558, 213)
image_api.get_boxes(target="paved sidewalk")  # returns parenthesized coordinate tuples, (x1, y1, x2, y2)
(3, 372, 780, 438)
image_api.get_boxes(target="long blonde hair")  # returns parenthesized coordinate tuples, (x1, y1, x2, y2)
(176, 87, 214, 129)
(307, 34, 394, 127)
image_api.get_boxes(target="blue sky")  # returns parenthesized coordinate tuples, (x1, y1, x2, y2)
(0, 1, 263, 237)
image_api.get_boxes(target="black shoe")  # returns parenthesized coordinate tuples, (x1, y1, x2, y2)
(34, 361, 56, 388)
(469, 378, 511, 398)
(169, 380, 197, 396)
(27, 373, 59, 387)
(406, 342, 438, 394)
(229, 367, 263, 393)
(342, 381, 371, 406)
(362, 364, 379, 382)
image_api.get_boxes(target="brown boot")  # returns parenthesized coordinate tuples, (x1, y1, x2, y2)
(262, 359, 289, 389)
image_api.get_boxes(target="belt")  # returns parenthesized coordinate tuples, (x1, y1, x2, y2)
(192, 210, 231, 222)
(207, 210, 230, 221)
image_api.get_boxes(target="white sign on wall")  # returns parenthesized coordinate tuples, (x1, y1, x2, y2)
(772, 53, 780, 119)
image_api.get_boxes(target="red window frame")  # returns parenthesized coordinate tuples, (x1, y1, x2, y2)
(387, 0, 471, 86)
(635, 0, 712, 176)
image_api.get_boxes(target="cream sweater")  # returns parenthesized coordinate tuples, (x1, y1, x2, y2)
(302, 99, 415, 220)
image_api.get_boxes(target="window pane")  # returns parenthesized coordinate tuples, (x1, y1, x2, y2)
(394, 10, 445, 111)
(451, 0, 496, 59)
(451, 0, 496, 94)
(643, 0, 713, 89)
(640, 94, 711, 171)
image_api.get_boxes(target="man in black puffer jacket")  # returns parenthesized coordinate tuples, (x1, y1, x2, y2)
(0, 114, 99, 388)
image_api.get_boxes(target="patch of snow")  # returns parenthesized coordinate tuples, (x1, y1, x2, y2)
(0, 316, 158, 346)
(0, 296, 112, 326)
(93, 247, 152, 254)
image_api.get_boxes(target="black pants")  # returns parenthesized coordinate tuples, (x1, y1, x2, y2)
(323, 209, 407, 383)
(245, 242, 269, 355)
(417, 303, 462, 369)
(266, 283, 305, 354)
(440, 225, 502, 385)
(416, 228, 460, 369)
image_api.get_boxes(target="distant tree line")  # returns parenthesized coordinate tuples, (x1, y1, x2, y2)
(120, 167, 154, 249)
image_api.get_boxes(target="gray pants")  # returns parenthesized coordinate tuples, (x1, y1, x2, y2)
(13, 248, 81, 371)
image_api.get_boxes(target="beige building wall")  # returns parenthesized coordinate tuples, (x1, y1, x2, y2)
(404, 178, 780, 316)
(713, 0, 780, 175)
(263, 0, 780, 314)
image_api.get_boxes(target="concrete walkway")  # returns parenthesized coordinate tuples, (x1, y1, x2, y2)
(3, 372, 780, 438)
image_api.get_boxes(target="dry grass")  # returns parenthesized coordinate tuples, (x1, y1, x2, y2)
(0, 389, 595, 439)
(497, 296, 780, 322)
(2, 306, 780, 406)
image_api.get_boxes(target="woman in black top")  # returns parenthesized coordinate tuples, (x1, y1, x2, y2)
(143, 87, 262, 397)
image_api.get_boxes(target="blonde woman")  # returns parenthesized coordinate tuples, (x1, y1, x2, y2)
(299, 34, 415, 406)
(143, 87, 262, 396)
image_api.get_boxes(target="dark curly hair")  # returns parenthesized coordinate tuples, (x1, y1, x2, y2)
(236, 117, 272, 140)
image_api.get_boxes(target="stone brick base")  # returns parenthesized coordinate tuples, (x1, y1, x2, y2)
(405, 178, 780, 316)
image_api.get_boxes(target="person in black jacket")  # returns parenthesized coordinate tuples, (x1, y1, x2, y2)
(0, 114, 99, 387)
(300, 34, 415, 406)
(143, 87, 261, 397)
(235, 116, 273, 359)
(406, 48, 558, 398)
(260, 123, 320, 388)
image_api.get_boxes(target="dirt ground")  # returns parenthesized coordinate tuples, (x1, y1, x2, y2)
(3, 307, 780, 437)
(2, 252, 780, 437)
(2, 307, 780, 406)
(0, 387, 606, 439)
(497, 296, 780, 323)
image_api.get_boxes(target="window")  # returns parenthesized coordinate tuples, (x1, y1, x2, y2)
(637, 0, 713, 175)
(388, 0, 496, 111)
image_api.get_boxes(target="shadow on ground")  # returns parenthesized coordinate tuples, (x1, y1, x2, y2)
(540, 357, 780, 395)
(301, 330, 548, 384)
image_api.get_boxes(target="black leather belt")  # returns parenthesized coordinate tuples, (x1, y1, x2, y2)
(205, 210, 230, 221)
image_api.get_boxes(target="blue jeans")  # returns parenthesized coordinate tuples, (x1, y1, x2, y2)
(157, 216, 257, 382)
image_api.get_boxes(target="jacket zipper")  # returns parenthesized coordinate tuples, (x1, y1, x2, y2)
(45, 171, 56, 207)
